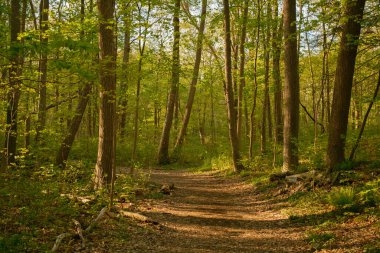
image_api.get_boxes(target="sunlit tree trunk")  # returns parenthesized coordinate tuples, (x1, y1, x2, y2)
(157, 0, 180, 164)
(173, 0, 207, 156)
(94, 0, 116, 189)
(223, 0, 244, 172)
(237, 0, 248, 144)
(326, 0, 366, 172)
(282, 0, 300, 172)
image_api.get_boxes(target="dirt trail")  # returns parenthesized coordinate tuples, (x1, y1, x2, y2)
(125, 169, 310, 253)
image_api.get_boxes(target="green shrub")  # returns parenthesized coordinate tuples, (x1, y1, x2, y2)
(357, 179, 380, 208)
(327, 187, 358, 211)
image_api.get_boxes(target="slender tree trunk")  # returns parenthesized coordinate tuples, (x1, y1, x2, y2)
(349, 70, 379, 160)
(120, 8, 132, 138)
(132, 2, 150, 162)
(173, 0, 207, 156)
(237, 0, 249, 144)
(56, 84, 92, 167)
(94, 0, 116, 189)
(305, 25, 318, 150)
(261, 2, 272, 153)
(326, 0, 366, 172)
(55, 0, 91, 168)
(282, 0, 300, 172)
(223, 0, 244, 172)
(272, 3, 283, 147)
(157, 0, 180, 165)
(36, 0, 49, 142)
(5, 0, 22, 166)
(249, 0, 261, 159)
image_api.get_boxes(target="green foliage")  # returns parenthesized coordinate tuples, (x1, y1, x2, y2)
(306, 231, 335, 251)
(327, 187, 358, 211)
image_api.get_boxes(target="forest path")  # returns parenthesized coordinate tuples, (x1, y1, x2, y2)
(122, 169, 310, 253)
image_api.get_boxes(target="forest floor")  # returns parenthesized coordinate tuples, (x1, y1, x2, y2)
(80, 168, 379, 253)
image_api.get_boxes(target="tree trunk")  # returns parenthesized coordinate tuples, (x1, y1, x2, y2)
(36, 0, 49, 143)
(94, 0, 116, 189)
(349, 70, 379, 160)
(157, 0, 180, 165)
(223, 0, 244, 172)
(249, 0, 261, 159)
(326, 0, 366, 172)
(56, 84, 92, 168)
(120, 7, 132, 138)
(132, 2, 151, 162)
(282, 0, 300, 172)
(5, 0, 22, 166)
(261, 2, 271, 153)
(237, 0, 249, 144)
(173, 0, 207, 156)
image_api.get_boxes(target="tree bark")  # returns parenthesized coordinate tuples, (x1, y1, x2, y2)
(94, 0, 116, 189)
(223, 0, 244, 172)
(157, 0, 180, 165)
(173, 0, 207, 156)
(282, 0, 300, 172)
(326, 0, 366, 172)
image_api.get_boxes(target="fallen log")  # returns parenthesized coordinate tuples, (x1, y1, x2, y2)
(118, 209, 159, 225)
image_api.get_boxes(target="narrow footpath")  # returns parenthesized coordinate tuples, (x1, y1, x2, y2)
(121, 169, 309, 253)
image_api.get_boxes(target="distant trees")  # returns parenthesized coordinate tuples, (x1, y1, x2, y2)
(0, 0, 378, 184)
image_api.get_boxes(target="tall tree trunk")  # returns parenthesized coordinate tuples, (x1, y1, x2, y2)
(223, 0, 244, 172)
(349, 70, 379, 160)
(326, 0, 366, 172)
(94, 0, 116, 189)
(157, 0, 180, 165)
(249, 0, 261, 159)
(305, 22, 318, 150)
(282, 0, 300, 172)
(119, 7, 132, 138)
(272, 2, 283, 147)
(55, 0, 91, 168)
(261, 2, 272, 153)
(131, 2, 151, 162)
(237, 0, 249, 144)
(36, 0, 49, 142)
(173, 0, 207, 156)
(5, 0, 22, 166)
